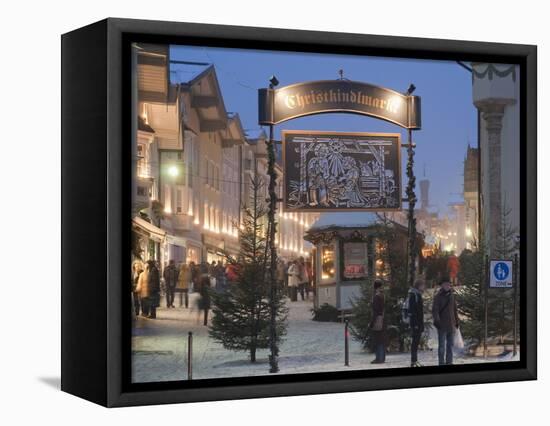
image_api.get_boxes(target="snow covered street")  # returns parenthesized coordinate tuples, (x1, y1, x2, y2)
(132, 293, 514, 383)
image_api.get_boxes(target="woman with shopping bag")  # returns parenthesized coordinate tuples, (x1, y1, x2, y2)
(287, 260, 300, 302)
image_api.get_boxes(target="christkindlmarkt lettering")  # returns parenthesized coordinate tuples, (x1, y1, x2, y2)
(259, 80, 421, 129)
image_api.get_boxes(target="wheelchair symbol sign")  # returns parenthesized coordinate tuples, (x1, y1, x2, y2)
(489, 260, 513, 288)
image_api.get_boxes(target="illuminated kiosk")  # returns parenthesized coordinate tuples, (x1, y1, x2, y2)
(304, 212, 423, 312)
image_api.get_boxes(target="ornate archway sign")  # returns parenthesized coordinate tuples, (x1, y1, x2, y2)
(259, 80, 421, 129)
(257, 78, 422, 374)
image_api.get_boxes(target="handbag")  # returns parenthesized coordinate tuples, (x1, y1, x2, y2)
(454, 327, 464, 349)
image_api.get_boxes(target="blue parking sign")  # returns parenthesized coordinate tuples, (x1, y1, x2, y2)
(489, 260, 513, 288)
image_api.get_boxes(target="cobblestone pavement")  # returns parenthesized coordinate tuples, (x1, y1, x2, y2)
(132, 292, 516, 383)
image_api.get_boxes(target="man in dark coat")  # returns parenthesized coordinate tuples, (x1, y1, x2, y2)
(409, 279, 425, 367)
(432, 277, 459, 365)
(139, 260, 160, 319)
(163, 259, 179, 308)
(370, 279, 386, 364)
(198, 273, 211, 326)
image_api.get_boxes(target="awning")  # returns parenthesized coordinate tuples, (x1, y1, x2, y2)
(132, 217, 166, 242)
(166, 234, 187, 247)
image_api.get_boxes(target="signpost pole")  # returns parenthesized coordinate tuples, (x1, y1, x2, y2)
(484, 255, 489, 358)
(344, 319, 350, 366)
(513, 253, 518, 357)
(187, 331, 193, 380)
(266, 96, 280, 373)
(406, 127, 417, 288)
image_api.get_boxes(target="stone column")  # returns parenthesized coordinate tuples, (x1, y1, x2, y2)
(475, 101, 506, 254)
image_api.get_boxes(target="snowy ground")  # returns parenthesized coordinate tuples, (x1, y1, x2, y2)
(132, 293, 517, 383)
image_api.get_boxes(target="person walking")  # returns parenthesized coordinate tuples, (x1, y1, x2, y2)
(163, 259, 179, 308)
(190, 261, 199, 293)
(177, 262, 191, 308)
(284, 261, 292, 295)
(215, 260, 227, 293)
(136, 260, 161, 319)
(297, 257, 308, 301)
(408, 279, 425, 367)
(432, 277, 459, 365)
(287, 260, 300, 302)
(447, 254, 459, 286)
(305, 259, 313, 299)
(198, 272, 211, 326)
(276, 260, 286, 294)
(132, 260, 143, 317)
(370, 279, 386, 364)
(225, 262, 239, 283)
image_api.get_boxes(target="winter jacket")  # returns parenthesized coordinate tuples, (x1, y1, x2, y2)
(191, 265, 200, 286)
(163, 264, 179, 289)
(408, 288, 424, 332)
(276, 263, 286, 282)
(287, 264, 300, 287)
(371, 290, 385, 328)
(136, 265, 160, 299)
(177, 265, 191, 289)
(447, 255, 459, 280)
(225, 264, 239, 282)
(432, 288, 459, 333)
(132, 269, 143, 292)
(298, 262, 308, 284)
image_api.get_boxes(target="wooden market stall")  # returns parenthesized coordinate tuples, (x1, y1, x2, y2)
(304, 212, 424, 311)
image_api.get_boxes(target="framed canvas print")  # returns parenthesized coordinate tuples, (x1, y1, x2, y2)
(61, 18, 537, 407)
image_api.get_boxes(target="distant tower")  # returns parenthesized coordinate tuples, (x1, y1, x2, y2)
(419, 164, 430, 211)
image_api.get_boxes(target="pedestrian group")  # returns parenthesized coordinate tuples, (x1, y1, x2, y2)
(132, 258, 459, 368)
(370, 276, 459, 367)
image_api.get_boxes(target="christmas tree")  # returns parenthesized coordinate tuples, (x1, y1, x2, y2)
(209, 176, 287, 362)
(456, 243, 485, 345)
(490, 201, 517, 343)
(457, 201, 518, 349)
(350, 214, 410, 352)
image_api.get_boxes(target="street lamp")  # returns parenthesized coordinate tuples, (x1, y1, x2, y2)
(167, 165, 179, 177)
(269, 75, 279, 88)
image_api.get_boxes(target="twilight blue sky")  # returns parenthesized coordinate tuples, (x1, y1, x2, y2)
(170, 45, 477, 214)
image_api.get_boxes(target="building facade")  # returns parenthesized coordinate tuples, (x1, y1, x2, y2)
(131, 44, 318, 268)
(463, 145, 479, 249)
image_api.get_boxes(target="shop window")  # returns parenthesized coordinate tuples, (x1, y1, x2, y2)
(321, 245, 335, 281)
(342, 242, 368, 280)
(374, 239, 388, 278)
(136, 143, 147, 177)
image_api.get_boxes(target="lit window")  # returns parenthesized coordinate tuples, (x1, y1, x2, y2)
(321, 245, 335, 281)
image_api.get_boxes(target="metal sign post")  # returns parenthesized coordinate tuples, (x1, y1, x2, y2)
(344, 319, 350, 366)
(405, 127, 417, 288)
(485, 257, 515, 358)
(484, 255, 489, 358)
(258, 77, 422, 374)
(187, 331, 193, 380)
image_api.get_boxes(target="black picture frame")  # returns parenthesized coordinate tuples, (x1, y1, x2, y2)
(61, 18, 537, 407)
